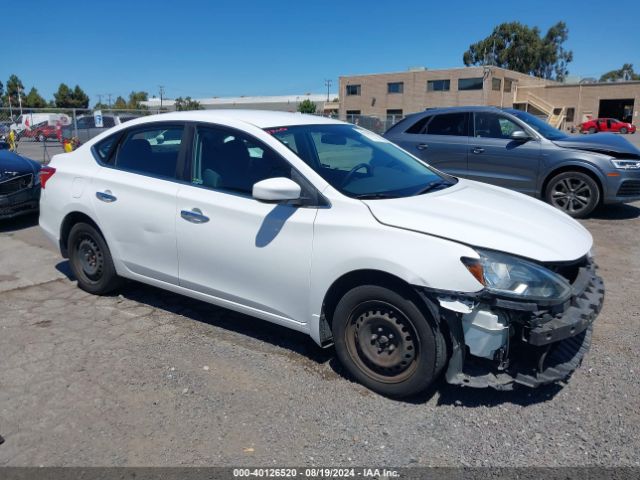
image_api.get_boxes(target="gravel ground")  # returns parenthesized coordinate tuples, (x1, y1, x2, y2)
(0, 201, 639, 467)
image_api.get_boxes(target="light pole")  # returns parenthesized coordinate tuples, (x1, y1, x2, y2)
(17, 87, 23, 116)
(324, 79, 332, 102)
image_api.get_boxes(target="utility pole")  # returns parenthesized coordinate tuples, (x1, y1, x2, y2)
(324, 79, 332, 102)
(17, 87, 23, 116)
(159, 85, 165, 110)
(96, 94, 103, 106)
(107, 93, 112, 108)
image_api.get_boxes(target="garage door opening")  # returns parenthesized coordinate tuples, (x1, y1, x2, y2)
(598, 99, 634, 123)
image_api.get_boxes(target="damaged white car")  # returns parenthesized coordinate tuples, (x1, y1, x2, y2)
(39, 111, 604, 397)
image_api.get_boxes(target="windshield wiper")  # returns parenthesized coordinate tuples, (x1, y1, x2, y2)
(354, 193, 398, 200)
(414, 180, 453, 195)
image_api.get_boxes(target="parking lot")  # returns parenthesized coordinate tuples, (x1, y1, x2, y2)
(0, 195, 639, 466)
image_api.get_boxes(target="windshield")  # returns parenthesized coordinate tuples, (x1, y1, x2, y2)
(266, 124, 455, 198)
(507, 109, 568, 140)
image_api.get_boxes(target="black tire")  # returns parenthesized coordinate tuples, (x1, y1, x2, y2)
(620, 127, 628, 134)
(333, 285, 447, 398)
(545, 171, 600, 218)
(37, 132, 45, 142)
(67, 222, 121, 294)
(588, 127, 597, 134)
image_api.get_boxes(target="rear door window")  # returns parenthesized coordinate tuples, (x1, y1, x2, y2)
(114, 124, 185, 179)
(425, 113, 468, 136)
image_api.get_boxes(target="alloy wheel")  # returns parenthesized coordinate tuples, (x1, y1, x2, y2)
(549, 177, 593, 215)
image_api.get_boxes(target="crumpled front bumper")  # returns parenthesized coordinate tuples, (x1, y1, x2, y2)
(0, 186, 40, 220)
(431, 261, 605, 390)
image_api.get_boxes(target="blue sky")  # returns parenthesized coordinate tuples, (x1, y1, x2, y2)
(3, 0, 638, 105)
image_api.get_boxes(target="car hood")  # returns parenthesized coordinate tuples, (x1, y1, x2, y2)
(0, 151, 40, 180)
(553, 133, 640, 158)
(363, 179, 592, 263)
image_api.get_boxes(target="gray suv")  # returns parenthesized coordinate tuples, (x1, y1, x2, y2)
(384, 106, 640, 217)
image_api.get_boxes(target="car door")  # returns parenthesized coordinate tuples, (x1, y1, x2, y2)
(389, 112, 469, 176)
(465, 111, 541, 195)
(175, 124, 317, 325)
(91, 122, 186, 284)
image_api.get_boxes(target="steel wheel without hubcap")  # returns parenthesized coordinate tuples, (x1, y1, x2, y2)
(76, 236, 104, 281)
(546, 172, 599, 218)
(345, 301, 419, 383)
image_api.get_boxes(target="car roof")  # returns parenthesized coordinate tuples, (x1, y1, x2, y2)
(404, 105, 507, 119)
(113, 109, 344, 129)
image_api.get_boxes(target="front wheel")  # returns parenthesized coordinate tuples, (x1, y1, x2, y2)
(332, 285, 447, 398)
(68, 222, 121, 294)
(545, 171, 600, 218)
(620, 127, 628, 134)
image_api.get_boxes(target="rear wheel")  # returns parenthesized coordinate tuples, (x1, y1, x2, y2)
(545, 171, 600, 218)
(588, 127, 597, 134)
(37, 132, 45, 142)
(68, 222, 121, 294)
(333, 285, 446, 398)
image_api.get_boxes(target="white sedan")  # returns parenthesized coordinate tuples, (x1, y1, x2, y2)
(38, 110, 604, 397)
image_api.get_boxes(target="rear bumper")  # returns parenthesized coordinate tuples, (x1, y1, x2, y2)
(431, 262, 604, 390)
(0, 186, 40, 219)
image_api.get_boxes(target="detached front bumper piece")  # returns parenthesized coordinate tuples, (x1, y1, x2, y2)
(0, 184, 40, 220)
(434, 259, 605, 390)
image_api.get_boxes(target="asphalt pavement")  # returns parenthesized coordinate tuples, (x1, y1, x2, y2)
(0, 200, 639, 467)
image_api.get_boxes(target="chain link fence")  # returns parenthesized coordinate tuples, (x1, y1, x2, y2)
(1, 107, 401, 163)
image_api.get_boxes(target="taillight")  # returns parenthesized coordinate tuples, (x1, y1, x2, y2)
(39, 166, 56, 189)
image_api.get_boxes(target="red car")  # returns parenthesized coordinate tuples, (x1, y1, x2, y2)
(21, 121, 61, 142)
(579, 118, 636, 134)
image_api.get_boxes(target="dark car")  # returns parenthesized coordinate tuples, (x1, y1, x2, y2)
(0, 150, 42, 219)
(384, 106, 640, 218)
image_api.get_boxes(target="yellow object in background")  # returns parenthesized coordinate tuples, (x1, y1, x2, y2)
(63, 141, 73, 153)
(8, 130, 16, 151)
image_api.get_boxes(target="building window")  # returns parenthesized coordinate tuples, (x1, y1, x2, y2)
(387, 82, 404, 94)
(346, 84, 361, 96)
(492, 78, 502, 91)
(386, 109, 403, 118)
(427, 79, 450, 92)
(504, 79, 513, 92)
(566, 108, 575, 122)
(458, 77, 484, 91)
(346, 110, 361, 115)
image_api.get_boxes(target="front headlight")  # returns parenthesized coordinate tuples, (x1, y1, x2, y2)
(461, 249, 572, 301)
(611, 159, 640, 170)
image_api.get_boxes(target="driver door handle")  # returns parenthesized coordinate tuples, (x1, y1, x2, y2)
(471, 147, 485, 154)
(416, 143, 429, 150)
(181, 208, 210, 224)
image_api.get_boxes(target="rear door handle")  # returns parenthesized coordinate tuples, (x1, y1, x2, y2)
(471, 147, 485, 154)
(181, 208, 209, 224)
(96, 190, 117, 202)
(416, 143, 429, 151)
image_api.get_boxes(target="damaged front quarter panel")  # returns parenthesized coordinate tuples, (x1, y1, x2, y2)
(417, 258, 605, 390)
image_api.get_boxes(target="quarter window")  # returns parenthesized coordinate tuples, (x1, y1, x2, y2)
(427, 79, 450, 92)
(425, 113, 468, 136)
(115, 125, 184, 178)
(458, 77, 484, 91)
(346, 85, 361, 96)
(192, 126, 293, 195)
(387, 82, 404, 94)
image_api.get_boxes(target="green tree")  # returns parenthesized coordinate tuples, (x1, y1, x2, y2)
(54, 83, 89, 108)
(174, 97, 203, 111)
(24, 87, 47, 108)
(94, 102, 109, 110)
(113, 96, 127, 109)
(599, 63, 640, 82)
(0, 80, 4, 98)
(297, 99, 317, 114)
(127, 91, 149, 109)
(5, 74, 25, 106)
(463, 21, 573, 81)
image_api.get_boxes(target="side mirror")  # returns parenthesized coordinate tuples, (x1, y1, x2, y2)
(510, 130, 530, 141)
(252, 177, 301, 203)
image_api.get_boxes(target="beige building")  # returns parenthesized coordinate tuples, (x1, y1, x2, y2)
(339, 66, 640, 131)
